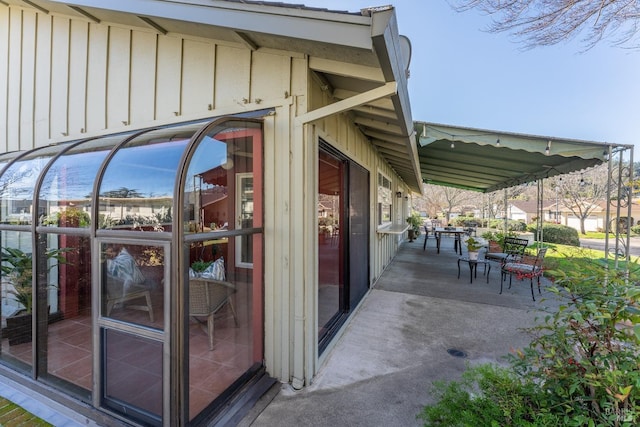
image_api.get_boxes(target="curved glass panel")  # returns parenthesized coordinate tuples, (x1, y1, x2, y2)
(183, 120, 264, 421)
(0, 145, 71, 225)
(0, 152, 20, 176)
(183, 120, 262, 234)
(98, 122, 206, 231)
(39, 135, 130, 228)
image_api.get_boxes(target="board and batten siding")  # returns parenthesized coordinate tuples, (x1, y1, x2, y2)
(0, 5, 296, 150)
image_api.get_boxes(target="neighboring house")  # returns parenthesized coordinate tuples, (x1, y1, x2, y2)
(542, 199, 640, 233)
(563, 200, 640, 233)
(0, 2, 420, 425)
(507, 200, 538, 224)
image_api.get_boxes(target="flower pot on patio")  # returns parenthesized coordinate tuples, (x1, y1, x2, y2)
(468, 251, 479, 260)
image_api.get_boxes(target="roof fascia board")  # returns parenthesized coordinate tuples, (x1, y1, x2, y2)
(50, 0, 374, 49)
(369, 8, 420, 193)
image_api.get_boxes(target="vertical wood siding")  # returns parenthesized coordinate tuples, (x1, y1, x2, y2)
(0, 6, 294, 148)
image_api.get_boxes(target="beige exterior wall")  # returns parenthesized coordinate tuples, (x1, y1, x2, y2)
(0, 6, 296, 148)
(0, 4, 410, 388)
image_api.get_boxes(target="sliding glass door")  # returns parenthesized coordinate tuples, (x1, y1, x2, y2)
(317, 142, 369, 352)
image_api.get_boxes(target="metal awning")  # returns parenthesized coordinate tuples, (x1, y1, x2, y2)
(415, 122, 630, 193)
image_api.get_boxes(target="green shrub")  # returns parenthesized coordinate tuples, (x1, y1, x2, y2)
(419, 258, 640, 426)
(418, 364, 560, 426)
(487, 219, 527, 231)
(530, 223, 580, 246)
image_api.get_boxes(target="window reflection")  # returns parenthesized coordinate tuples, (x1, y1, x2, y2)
(0, 146, 68, 225)
(101, 242, 165, 330)
(98, 122, 205, 231)
(40, 232, 93, 390)
(183, 120, 263, 421)
(0, 230, 34, 366)
(40, 137, 124, 228)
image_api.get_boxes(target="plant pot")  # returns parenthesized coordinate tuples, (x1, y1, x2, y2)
(408, 229, 416, 242)
(4, 310, 64, 346)
(468, 251, 479, 261)
(5, 312, 31, 345)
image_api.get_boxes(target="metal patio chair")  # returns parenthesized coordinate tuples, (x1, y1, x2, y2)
(501, 247, 548, 301)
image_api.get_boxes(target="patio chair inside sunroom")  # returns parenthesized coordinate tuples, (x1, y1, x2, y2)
(0, 114, 265, 426)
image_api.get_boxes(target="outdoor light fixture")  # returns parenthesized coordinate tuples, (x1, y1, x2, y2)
(545, 140, 551, 156)
(580, 174, 585, 186)
(396, 191, 402, 198)
(603, 149, 609, 161)
(496, 138, 500, 147)
(450, 141, 455, 149)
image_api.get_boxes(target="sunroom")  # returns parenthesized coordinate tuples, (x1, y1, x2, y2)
(0, 115, 266, 425)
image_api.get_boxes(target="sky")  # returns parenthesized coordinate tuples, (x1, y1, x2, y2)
(298, 0, 640, 151)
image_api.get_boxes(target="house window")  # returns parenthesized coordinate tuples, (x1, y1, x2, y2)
(377, 172, 392, 226)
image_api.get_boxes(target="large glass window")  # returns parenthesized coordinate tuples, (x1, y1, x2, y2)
(0, 145, 70, 225)
(100, 242, 165, 330)
(0, 115, 266, 426)
(98, 122, 205, 232)
(37, 232, 93, 392)
(1, 145, 68, 370)
(182, 120, 263, 422)
(1, 230, 34, 367)
(40, 136, 127, 228)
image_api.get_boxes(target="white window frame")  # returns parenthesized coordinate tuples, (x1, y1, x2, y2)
(377, 171, 392, 227)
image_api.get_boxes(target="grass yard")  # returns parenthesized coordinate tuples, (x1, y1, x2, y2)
(531, 241, 640, 282)
(0, 396, 52, 426)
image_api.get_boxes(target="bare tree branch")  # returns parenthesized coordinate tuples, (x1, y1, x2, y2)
(450, 0, 640, 50)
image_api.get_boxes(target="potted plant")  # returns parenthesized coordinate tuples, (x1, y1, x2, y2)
(190, 259, 213, 277)
(465, 236, 484, 260)
(1, 246, 69, 345)
(481, 230, 517, 253)
(406, 212, 422, 242)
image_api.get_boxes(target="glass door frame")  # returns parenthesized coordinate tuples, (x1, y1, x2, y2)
(93, 235, 171, 425)
(235, 172, 254, 269)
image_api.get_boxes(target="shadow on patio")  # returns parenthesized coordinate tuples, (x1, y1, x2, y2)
(246, 234, 560, 427)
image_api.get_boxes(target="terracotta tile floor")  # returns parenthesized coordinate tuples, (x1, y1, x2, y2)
(1, 301, 255, 420)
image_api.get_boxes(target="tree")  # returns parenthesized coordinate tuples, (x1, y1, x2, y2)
(423, 184, 474, 223)
(452, 0, 640, 50)
(558, 165, 608, 234)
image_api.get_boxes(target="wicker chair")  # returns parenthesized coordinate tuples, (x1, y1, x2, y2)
(189, 278, 238, 350)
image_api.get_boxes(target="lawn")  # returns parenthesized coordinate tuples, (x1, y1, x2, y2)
(532, 241, 640, 282)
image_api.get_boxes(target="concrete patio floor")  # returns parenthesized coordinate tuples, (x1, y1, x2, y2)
(244, 233, 561, 427)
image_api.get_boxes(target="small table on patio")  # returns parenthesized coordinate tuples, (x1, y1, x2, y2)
(457, 256, 491, 284)
(434, 227, 466, 255)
